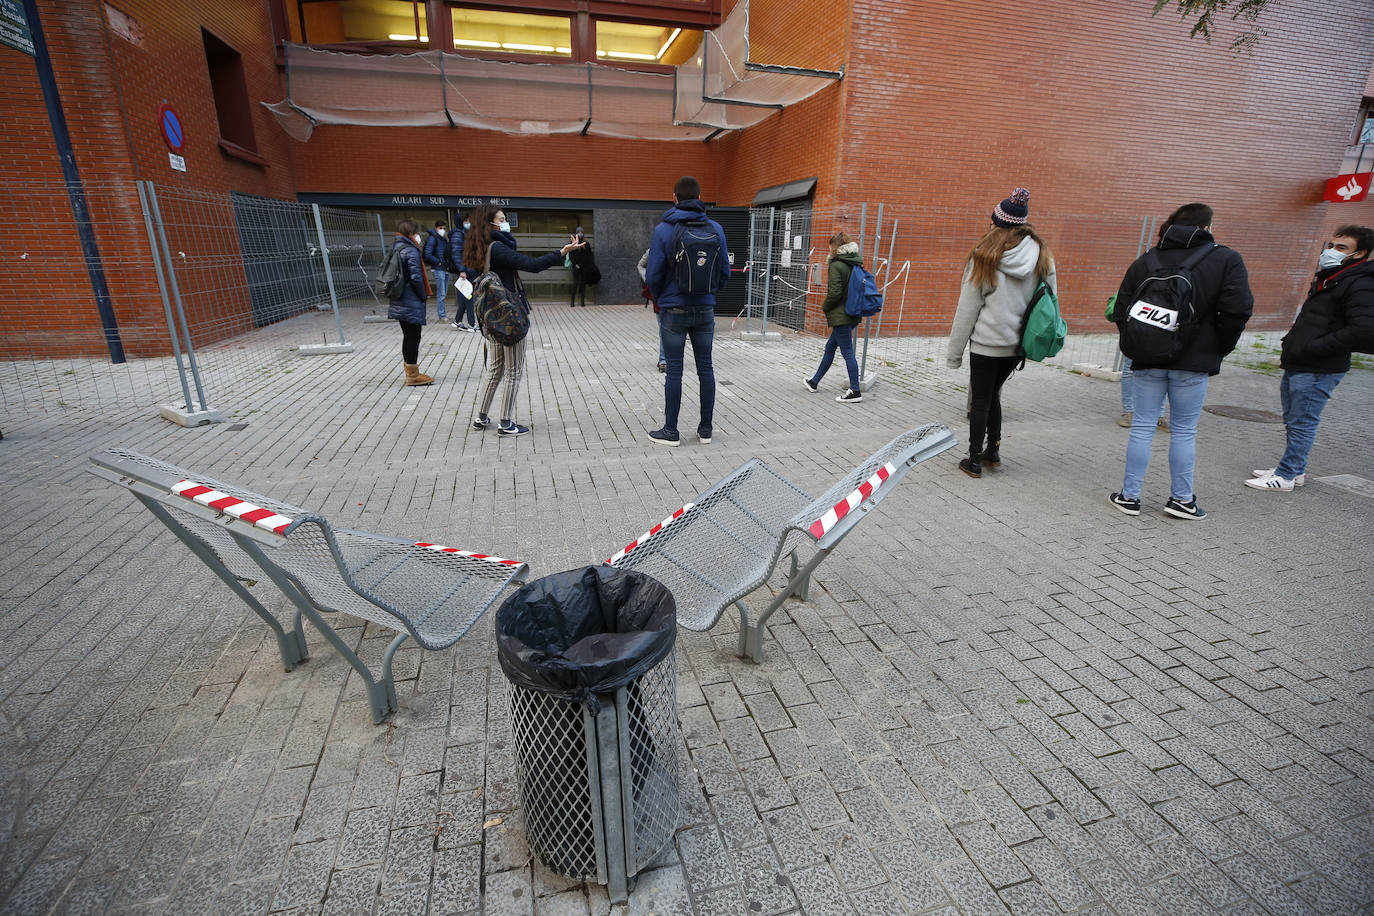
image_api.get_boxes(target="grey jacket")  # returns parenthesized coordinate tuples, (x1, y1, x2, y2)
(947, 236, 1056, 365)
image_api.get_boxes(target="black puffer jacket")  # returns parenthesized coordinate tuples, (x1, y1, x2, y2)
(1280, 257, 1374, 373)
(1114, 224, 1254, 375)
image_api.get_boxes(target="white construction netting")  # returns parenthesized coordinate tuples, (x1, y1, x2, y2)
(264, 0, 840, 141)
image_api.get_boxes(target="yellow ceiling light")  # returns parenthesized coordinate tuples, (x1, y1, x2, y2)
(503, 42, 556, 53)
(454, 37, 500, 48)
(656, 28, 682, 60)
(388, 33, 417, 41)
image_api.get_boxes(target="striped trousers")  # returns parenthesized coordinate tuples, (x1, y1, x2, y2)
(477, 338, 526, 424)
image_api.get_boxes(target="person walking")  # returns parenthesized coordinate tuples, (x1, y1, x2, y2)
(464, 204, 584, 437)
(388, 219, 434, 386)
(1246, 224, 1374, 491)
(803, 231, 865, 402)
(568, 227, 595, 307)
(946, 188, 1056, 477)
(1108, 202, 1253, 519)
(644, 175, 731, 446)
(423, 220, 451, 323)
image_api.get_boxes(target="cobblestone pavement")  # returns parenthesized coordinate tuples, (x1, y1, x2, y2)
(1, 304, 1371, 915)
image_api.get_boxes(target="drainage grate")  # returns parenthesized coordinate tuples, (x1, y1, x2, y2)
(1203, 406, 1282, 423)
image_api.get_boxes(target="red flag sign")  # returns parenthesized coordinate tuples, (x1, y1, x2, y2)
(1324, 173, 1370, 203)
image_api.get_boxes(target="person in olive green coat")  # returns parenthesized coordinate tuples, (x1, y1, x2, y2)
(803, 232, 865, 402)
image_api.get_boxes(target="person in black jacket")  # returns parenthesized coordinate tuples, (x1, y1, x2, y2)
(1108, 203, 1253, 520)
(1246, 225, 1374, 491)
(450, 214, 476, 331)
(462, 204, 584, 436)
(422, 220, 451, 323)
(568, 226, 596, 307)
(387, 219, 434, 386)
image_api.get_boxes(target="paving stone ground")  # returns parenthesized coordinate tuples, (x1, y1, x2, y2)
(1, 303, 1371, 915)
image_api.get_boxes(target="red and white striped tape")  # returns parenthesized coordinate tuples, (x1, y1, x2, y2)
(606, 503, 694, 565)
(807, 463, 895, 539)
(414, 543, 523, 567)
(171, 480, 294, 535)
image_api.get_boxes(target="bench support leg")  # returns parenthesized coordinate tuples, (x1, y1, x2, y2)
(135, 494, 308, 671)
(738, 547, 831, 663)
(232, 535, 397, 724)
(381, 632, 409, 712)
(787, 549, 812, 602)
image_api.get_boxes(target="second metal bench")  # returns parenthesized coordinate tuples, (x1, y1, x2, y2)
(604, 424, 955, 661)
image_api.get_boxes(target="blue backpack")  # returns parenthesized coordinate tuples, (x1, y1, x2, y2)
(844, 264, 883, 317)
(671, 219, 725, 295)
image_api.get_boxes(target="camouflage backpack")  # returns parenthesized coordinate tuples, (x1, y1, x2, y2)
(473, 245, 529, 346)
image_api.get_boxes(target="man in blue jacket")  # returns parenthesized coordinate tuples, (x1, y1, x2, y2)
(422, 220, 451, 323)
(645, 176, 731, 446)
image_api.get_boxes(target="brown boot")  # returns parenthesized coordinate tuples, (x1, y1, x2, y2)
(403, 363, 433, 386)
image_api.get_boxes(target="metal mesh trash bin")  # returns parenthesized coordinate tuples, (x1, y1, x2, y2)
(497, 566, 679, 902)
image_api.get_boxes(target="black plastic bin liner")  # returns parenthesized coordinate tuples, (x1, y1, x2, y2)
(497, 566, 677, 878)
(497, 565, 675, 700)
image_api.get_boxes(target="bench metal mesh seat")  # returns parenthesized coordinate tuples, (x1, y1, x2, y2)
(89, 448, 527, 722)
(608, 424, 955, 660)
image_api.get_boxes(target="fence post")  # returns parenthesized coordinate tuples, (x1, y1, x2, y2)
(858, 203, 884, 391)
(299, 203, 353, 354)
(1114, 215, 1156, 372)
(136, 180, 195, 414)
(745, 209, 756, 335)
(376, 212, 386, 256)
(759, 208, 776, 342)
(143, 183, 223, 426)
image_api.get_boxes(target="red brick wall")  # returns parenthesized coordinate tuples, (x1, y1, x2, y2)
(0, 0, 296, 359)
(834, 0, 1374, 334)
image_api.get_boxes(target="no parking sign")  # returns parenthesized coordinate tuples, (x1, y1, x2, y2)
(158, 103, 186, 171)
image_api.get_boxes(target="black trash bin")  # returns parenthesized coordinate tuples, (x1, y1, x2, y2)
(497, 566, 679, 899)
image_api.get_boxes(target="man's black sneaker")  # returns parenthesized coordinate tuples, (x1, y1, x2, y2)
(472, 414, 490, 430)
(697, 427, 712, 444)
(836, 388, 863, 403)
(1109, 492, 1141, 516)
(497, 422, 530, 437)
(648, 427, 680, 447)
(958, 457, 981, 478)
(1164, 496, 1206, 520)
(803, 377, 819, 393)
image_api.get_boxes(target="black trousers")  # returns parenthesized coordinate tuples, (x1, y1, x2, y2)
(570, 276, 587, 306)
(400, 321, 422, 364)
(967, 353, 1019, 457)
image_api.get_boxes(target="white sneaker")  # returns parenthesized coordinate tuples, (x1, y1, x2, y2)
(1251, 468, 1305, 486)
(1245, 474, 1295, 492)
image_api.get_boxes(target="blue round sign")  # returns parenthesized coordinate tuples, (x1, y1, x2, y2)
(159, 104, 184, 154)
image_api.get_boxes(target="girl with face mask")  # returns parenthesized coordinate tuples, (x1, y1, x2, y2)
(387, 219, 435, 385)
(462, 205, 584, 436)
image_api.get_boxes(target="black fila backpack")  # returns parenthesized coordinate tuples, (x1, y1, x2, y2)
(1117, 243, 1218, 364)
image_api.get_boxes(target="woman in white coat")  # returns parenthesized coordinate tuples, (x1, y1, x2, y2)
(946, 188, 1056, 477)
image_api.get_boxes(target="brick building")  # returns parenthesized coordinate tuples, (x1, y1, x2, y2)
(3, 0, 1373, 358)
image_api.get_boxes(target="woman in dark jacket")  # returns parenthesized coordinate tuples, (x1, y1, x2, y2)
(387, 219, 434, 386)
(568, 226, 596, 307)
(803, 231, 865, 402)
(463, 204, 584, 436)
(1108, 202, 1254, 520)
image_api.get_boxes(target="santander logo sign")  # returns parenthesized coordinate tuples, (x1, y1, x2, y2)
(1324, 173, 1370, 203)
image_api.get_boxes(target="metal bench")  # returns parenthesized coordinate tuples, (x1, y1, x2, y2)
(89, 449, 528, 723)
(604, 424, 955, 661)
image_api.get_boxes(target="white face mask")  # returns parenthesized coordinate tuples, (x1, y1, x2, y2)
(411, 234, 422, 245)
(1318, 247, 1347, 271)
(437, 228, 446, 237)
(462, 222, 470, 230)
(497, 221, 511, 233)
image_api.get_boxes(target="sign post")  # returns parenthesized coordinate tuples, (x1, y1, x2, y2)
(158, 103, 187, 172)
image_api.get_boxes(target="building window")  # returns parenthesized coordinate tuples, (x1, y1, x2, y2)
(451, 9, 571, 57)
(1359, 102, 1374, 144)
(595, 21, 694, 64)
(298, 0, 428, 45)
(202, 29, 258, 154)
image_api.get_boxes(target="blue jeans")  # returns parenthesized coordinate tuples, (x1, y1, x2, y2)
(1120, 354, 1133, 411)
(659, 305, 716, 434)
(811, 323, 860, 390)
(1276, 370, 1344, 479)
(432, 270, 448, 319)
(1120, 368, 1208, 501)
(657, 310, 665, 363)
